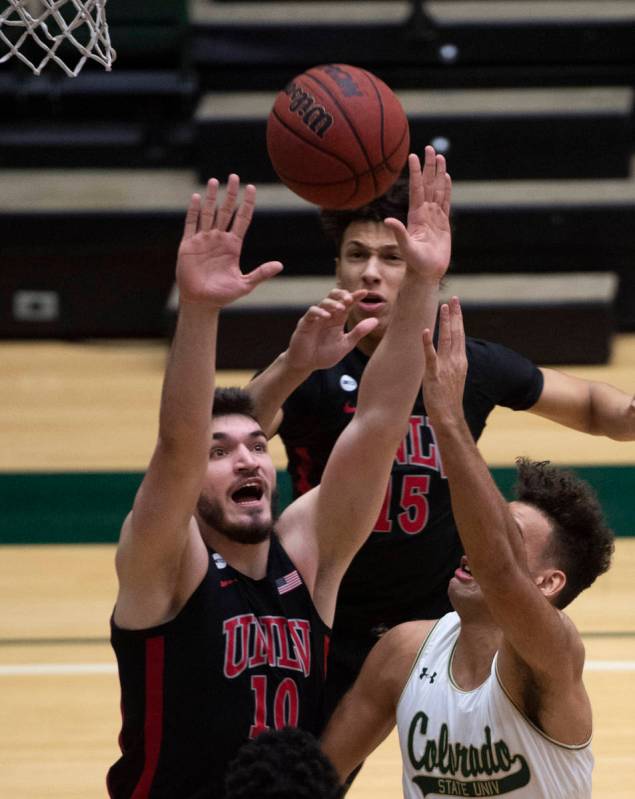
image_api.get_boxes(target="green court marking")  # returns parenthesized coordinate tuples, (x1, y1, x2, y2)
(0, 467, 632, 545)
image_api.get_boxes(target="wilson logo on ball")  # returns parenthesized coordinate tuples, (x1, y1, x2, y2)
(284, 81, 334, 138)
(268, 63, 410, 209)
(322, 64, 363, 97)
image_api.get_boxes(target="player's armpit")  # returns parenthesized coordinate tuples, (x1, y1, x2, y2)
(496, 619, 591, 746)
(113, 509, 207, 630)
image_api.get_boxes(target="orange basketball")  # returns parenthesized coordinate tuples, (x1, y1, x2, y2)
(266, 63, 410, 209)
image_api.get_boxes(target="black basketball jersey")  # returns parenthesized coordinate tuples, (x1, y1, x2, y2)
(107, 535, 330, 799)
(279, 337, 544, 631)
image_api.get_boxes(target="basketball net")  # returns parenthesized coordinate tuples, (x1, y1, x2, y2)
(0, 0, 115, 77)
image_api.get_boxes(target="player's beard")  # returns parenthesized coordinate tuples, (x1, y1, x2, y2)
(196, 489, 280, 545)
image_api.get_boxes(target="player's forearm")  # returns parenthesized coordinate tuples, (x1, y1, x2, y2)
(433, 416, 525, 578)
(247, 351, 312, 435)
(357, 273, 439, 433)
(158, 302, 219, 454)
(321, 689, 393, 783)
(589, 382, 635, 440)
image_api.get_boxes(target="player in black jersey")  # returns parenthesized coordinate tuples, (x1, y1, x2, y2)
(247, 160, 635, 734)
(108, 155, 452, 798)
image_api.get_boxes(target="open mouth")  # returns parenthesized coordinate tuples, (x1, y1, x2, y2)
(454, 556, 473, 582)
(231, 482, 264, 505)
(358, 292, 386, 311)
(361, 292, 384, 305)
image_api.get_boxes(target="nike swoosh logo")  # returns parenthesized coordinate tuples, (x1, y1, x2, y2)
(220, 579, 238, 588)
(343, 402, 357, 414)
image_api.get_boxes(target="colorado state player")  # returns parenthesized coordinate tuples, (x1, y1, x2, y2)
(320, 299, 614, 798)
(107, 158, 451, 797)
(248, 151, 635, 721)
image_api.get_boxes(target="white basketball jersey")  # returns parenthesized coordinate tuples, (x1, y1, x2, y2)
(396, 613, 593, 798)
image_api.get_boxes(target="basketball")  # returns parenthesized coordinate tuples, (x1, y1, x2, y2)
(266, 63, 410, 209)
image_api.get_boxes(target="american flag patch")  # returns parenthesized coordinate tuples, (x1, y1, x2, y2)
(275, 570, 302, 595)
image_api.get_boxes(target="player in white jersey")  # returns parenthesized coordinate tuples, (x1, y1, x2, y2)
(321, 298, 614, 798)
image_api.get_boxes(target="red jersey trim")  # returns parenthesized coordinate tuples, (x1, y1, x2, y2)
(293, 446, 315, 495)
(131, 636, 165, 799)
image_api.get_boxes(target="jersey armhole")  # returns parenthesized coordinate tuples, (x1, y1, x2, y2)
(395, 618, 444, 711)
(494, 656, 593, 751)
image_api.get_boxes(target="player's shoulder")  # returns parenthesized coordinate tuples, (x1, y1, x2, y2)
(284, 349, 366, 419)
(367, 620, 437, 682)
(464, 335, 540, 381)
(286, 349, 364, 403)
(552, 609, 587, 677)
(466, 334, 513, 361)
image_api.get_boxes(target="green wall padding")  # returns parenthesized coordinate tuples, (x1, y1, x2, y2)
(0, 467, 631, 545)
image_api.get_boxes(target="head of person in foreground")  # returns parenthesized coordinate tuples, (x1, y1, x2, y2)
(224, 726, 344, 799)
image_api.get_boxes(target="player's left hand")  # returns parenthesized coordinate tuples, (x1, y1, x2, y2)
(383, 147, 452, 284)
(286, 288, 379, 371)
(422, 296, 467, 424)
(177, 174, 283, 308)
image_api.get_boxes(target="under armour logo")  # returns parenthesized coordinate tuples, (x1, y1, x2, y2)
(419, 666, 437, 684)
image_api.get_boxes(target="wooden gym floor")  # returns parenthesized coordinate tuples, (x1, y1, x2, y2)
(0, 337, 633, 797)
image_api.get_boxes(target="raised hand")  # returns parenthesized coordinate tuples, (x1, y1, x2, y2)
(384, 146, 452, 283)
(286, 288, 379, 371)
(422, 296, 467, 425)
(176, 174, 283, 308)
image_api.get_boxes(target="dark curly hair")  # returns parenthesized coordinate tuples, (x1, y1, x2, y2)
(212, 387, 258, 421)
(319, 175, 409, 255)
(224, 727, 343, 799)
(514, 458, 614, 609)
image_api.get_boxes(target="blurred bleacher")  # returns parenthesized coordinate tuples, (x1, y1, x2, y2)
(1, 0, 635, 365)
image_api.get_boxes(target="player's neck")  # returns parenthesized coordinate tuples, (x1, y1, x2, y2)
(452, 618, 503, 691)
(201, 525, 272, 580)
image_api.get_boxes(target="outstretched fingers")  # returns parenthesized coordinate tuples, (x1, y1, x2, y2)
(383, 215, 410, 254)
(318, 296, 346, 315)
(216, 173, 240, 231)
(231, 182, 257, 240)
(302, 304, 333, 325)
(440, 173, 452, 217)
(420, 147, 449, 204)
(428, 152, 447, 202)
(422, 327, 438, 373)
(437, 302, 452, 359)
(449, 296, 465, 358)
(407, 152, 424, 213)
(420, 145, 437, 200)
(199, 178, 219, 232)
(243, 260, 284, 290)
(182, 192, 201, 239)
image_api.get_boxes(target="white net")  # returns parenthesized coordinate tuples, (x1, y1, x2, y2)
(0, 0, 115, 77)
